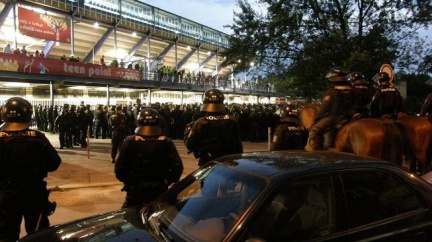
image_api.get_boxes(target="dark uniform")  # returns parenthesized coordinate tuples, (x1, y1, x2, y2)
(77, 105, 92, 148)
(47, 105, 55, 133)
(69, 105, 80, 146)
(271, 105, 308, 151)
(370, 72, 403, 119)
(110, 106, 128, 163)
(308, 67, 354, 150)
(185, 88, 243, 166)
(94, 105, 108, 139)
(0, 97, 61, 241)
(86, 105, 94, 138)
(115, 108, 183, 208)
(347, 72, 371, 119)
(55, 105, 73, 149)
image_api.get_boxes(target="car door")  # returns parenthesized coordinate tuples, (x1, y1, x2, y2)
(235, 173, 352, 242)
(337, 169, 432, 241)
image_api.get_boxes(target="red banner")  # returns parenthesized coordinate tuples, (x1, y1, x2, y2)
(18, 7, 71, 43)
(0, 53, 142, 81)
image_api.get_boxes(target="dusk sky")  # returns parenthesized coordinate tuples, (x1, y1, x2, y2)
(143, 0, 242, 34)
(143, 0, 431, 39)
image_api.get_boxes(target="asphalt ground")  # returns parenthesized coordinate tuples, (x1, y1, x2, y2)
(19, 131, 270, 239)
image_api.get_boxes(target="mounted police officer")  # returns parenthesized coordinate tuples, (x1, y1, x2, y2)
(0, 97, 61, 241)
(115, 108, 183, 208)
(110, 106, 128, 163)
(184, 88, 243, 166)
(370, 72, 403, 119)
(347, 72, 371, 119)
(271, 105, 308, 151)
(307, 67, 355, 150)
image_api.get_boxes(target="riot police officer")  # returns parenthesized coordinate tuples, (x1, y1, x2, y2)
(55, 104, 73, 149)
(370, 72, 403, 119)
(115, 108, 183, 208)
(110, 106, 128, 163)
(184, 88, 243, 166)
(347, 72, 371, 119)
(0, 97, 61, 241)
(77, 105, 92, 148)
(271, 105, 308, 151)
(307, 67, 355, 150)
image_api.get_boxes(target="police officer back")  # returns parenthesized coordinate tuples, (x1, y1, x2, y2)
(110, 106, 128, 163)
(185, 88, 243, 166)
(115, 108, 183, 208)
(370, 72, 403, 119)
(0, 97, 61, 241)
(307, 67, 355, 150)
(271, 105, 308, 151)
(347, 72, 371, 119)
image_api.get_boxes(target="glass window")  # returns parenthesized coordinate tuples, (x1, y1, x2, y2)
(340, 170, 421, 229)
(244, 175, 334, 241)
(148, 165, 267, 242)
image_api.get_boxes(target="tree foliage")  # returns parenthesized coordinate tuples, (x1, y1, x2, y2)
(221, 0, 432, 99)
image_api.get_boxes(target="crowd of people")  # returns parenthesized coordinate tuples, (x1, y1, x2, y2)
(3, 44, 45, 58)
(3, 43, 274, 93)
(26, 100, 285, 149)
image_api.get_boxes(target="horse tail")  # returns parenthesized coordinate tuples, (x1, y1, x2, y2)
(382, 122, 403, 167)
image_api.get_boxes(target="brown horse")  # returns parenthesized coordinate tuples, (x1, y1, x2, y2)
(395, 116, 432, 173)
(299, 104, 404, 167)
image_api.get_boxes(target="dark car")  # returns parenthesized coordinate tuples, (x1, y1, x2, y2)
(21, 151, 432, 241)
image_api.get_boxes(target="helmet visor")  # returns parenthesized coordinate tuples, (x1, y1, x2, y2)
(135, 126, 162, 136)
(0, 121, 31, 131)
(201, 103, 225, 113)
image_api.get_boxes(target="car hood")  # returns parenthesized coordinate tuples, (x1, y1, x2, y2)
(20, 207, 157, 241)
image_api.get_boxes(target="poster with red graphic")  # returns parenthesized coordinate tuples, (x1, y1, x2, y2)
(18, 7, 71, 43)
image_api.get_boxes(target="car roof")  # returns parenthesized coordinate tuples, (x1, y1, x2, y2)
(214, 150, 396, 178)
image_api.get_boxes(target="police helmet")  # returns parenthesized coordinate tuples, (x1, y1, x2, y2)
(0, 97, 33, 131)
(372, 72, 391, 86)
(280, 105, 296, 119)
(326, 67, 348, 82)
(135, 108, 162, 136)
(201, 88, 225, 113)
(347, 72, 367, 85)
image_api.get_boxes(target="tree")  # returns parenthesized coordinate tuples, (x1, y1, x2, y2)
(221, 0, 432, 100)
(394, 72, 432, 112)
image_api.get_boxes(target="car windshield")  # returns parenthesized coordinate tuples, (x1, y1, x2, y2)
(147, 163, 267, 241)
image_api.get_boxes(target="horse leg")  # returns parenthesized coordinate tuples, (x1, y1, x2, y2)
(381, 122, 403, 167)
(307, 117, 332, 150)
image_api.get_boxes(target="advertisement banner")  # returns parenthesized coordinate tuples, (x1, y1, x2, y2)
(18, 7, 71, 43)
(0, 53, 142, 81)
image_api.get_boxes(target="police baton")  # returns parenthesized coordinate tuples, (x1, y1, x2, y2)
(35, 189, 57, 232)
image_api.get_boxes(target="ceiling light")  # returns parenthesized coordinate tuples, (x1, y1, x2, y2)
(93, 22, 99, 28)
(132, 31, 137, 37)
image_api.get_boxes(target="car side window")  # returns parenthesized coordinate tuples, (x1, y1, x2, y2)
(340, 170, 422, 229)
(243, 175, 334, 241)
